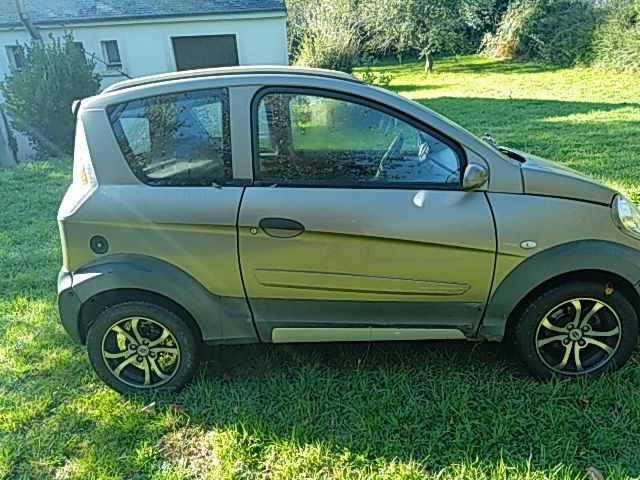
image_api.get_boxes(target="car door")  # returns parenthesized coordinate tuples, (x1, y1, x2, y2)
(238, 88, 496, 342)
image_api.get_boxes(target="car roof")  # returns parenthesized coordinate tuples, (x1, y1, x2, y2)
(101, 65, 363, 94)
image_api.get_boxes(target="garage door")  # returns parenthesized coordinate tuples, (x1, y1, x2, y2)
(172, 35, 239, 71)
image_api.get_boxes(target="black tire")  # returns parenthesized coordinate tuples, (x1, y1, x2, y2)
(511, 281, 638, 380)
(86, 301, 202, 394)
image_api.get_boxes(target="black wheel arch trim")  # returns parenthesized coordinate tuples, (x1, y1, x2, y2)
(478, 240, 640, 341)
(57, 254, 258, 345)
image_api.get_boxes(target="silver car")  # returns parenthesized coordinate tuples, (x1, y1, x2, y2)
(57, 66, 640, 394)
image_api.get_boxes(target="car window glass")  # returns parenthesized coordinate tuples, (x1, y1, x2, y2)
(109, 88, 231, 186)
(255, 92, 461, 185)
(257, 102, 276, 154)
(118, 117, 149, 156)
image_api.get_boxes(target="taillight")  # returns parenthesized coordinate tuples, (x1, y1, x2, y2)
(72, 120, 97, 187)
(59, 118, 97, 220)
(80, 165, 89, 186)
(72, 155, 96, 186)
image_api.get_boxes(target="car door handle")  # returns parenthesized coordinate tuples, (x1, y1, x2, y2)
(258, 218, 305, 238)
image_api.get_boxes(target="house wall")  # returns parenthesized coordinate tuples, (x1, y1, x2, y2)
(0, 11, 288, 161)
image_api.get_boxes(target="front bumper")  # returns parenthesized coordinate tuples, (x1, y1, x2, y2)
(57, 268, 84, 344)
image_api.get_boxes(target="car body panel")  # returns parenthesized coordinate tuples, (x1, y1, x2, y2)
(478, 193, 640, 339)
(59, 184, 246, 298)
(57, 255, 256, 344)
(488, 191, 640, 261)
(100, 65, 362, 94)
(238, 187, 496, 340)
(80, 108, 140, 185)
(271, 327, 467, 343)
(520, 152, 615, 205)
(480, 240, 640, 340)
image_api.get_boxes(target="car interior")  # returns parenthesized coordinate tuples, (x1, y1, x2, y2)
(256, 92, 461, 186)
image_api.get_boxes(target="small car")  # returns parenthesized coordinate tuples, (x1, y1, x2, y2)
(58, 66, 640, 394)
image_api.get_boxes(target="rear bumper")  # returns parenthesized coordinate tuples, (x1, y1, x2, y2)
(57, 268, 84, 344)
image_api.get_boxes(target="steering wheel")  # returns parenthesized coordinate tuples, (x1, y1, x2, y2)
(444, 169, 461, 184)
(417, 132, 431, 164)
(374, 134, 404, 180)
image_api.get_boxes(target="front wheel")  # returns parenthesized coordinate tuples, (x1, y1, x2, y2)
(86, 301, 202, 394)
(512, 281, 639, 379)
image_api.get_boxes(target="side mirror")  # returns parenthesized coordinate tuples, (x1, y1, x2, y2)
(462, 163, 489, 191)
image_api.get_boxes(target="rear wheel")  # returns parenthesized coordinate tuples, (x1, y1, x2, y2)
(512, 281, 639, 379)
(86, 302, 201, 394)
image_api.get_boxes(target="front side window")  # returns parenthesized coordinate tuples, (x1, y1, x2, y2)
(255, 92, 462, 186)
(109, 88, 232, 186)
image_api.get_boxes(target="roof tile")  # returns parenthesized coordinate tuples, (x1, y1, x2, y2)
(0, 0, 285, 27)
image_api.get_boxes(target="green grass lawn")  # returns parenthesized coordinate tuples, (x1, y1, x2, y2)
(1, 55, 640, 479)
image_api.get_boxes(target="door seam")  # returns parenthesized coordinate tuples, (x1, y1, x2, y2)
(235, 185, 261, 341)
(474, 191, 499, 337)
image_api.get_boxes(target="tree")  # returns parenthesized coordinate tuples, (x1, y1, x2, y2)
(288, 0, 363, 72)
(0, 32, 101, 157)
(362, 0, 500, 72)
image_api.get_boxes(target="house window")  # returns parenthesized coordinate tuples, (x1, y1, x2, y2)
(172, 35, 239, 71)
(71, 41, 86, 61)
(5, 45, 24, 70)
(101, 40, 122, 69)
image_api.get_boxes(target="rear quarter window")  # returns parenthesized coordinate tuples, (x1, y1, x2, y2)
(108, 88, 232, 186)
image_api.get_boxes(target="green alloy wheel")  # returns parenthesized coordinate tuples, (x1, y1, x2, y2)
(513, 281, 638, 379)
(87, 302, 201, 394)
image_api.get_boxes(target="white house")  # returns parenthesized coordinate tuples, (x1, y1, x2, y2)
(0, 0, 288, 164)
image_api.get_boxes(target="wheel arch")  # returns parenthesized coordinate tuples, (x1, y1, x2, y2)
(64, 254, 257, 345)
(478, 240, 640, 341)
(79, 288, 202, 344)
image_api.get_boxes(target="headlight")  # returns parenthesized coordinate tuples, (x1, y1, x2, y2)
(612, 195, 640, 239)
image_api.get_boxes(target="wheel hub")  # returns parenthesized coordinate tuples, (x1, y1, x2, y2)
(568, 328, 583, 341)
(137, 345, 150, 356)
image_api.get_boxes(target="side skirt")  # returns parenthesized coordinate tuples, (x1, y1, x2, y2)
(271, 327, 467, 343)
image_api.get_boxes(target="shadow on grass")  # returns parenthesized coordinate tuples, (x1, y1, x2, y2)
(437, 59, 564, 75)
(359, 56, 564, 77)
(388, 83, 451, 93)
(7, 335, 638, 477)
(159, 340, 640, 477)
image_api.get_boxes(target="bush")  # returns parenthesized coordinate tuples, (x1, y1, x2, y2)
(482, 0, 537, 59)
(592, 0, 640, 72)
(360, 0, 505, 67)
(483, 0, 599, 66)
(0, 32, 101, 157)
(357, 54, 394, 87)
(289, 1, 362, 72)
(288, 0, 507, 72)
(519, 0, 599, 65)
(295, 32, 360, 73)
(457, 0, 510, 54)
